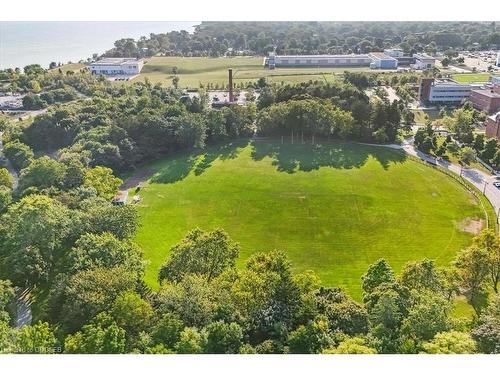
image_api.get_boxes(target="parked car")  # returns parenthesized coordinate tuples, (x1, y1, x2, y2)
(493, 181, 500, 189)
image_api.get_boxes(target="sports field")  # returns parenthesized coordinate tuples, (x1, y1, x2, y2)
(130, 139, 486, 299)
(451, 73, 491, 83)
(126, 56, 372, 88)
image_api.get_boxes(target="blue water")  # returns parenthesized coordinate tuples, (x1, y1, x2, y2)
(0, 21, 197, 69)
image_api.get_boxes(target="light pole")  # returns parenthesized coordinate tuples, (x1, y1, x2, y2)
(483, 180, 488, 194)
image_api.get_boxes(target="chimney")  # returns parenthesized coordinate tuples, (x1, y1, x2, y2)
(228, 68, 234, 102)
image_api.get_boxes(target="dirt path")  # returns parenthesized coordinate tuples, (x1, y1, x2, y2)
(14, 288, 32, 328)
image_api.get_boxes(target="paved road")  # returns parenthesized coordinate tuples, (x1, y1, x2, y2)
(374, 138, 500, 229)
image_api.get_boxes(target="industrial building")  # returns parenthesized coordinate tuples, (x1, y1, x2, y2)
(89, 58, 144, 75)
(418, 77, 476, 103)
(369, 52, 398, 69)
(412, 54, 436, 70)
(265, 53, 373, 69)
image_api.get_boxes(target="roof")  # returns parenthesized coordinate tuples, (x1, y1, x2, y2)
(369, 52, 397, 61)
(488, 111, 500, 122)
(471, 89, 500, 98)
(91, 58, 142, 66)
(274, 54, 370, 59)
(414, 53, 435, 61)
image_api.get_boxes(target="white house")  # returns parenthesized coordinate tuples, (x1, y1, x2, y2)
(89, 58, 144, 76)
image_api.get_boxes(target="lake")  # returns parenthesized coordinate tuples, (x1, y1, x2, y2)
(0, 21, 197, 69)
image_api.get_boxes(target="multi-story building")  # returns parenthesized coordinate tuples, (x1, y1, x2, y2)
(418, 77, 476, 104)
(485, 111, 500, 141)
(369, 52, 398, 69)
(469, 89, 500, 113)
(89, 58, 144, 75)
(412, 54, 436, 70)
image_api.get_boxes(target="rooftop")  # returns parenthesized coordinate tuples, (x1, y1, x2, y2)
(274, 54, 370, 59)
(414, 53, 435, 60)
(91, 58, 142, 66)
(471, 89, 500, 98)
(369, 52, 397, 60)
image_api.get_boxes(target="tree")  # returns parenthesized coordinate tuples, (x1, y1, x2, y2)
(18, 156, 67, 192)
(64, 312, 126, 354)
(66, 232, 143, 275)
(323, 337, 377, 354)
(287, 317, 332, 354)
(401, 291, 451, 342)
(458, 146, 476, 166)
(2, 141, 34, 171)
(0, 280, 14, 323)
(422, 331, 476, 354)
(449, 108, 475, 143)
(22, 93, 46, 110)
(203, 321, 243, 354)
(398, 259, 444, 293)
(150, 313, 184, 349)
(0, 187, 12, 213)
(453, 246, 490, 314)
(481, 138, 498, 161)
(175, 327, 205, 354)
(83, 166, 122, 200)
(362, 259, 395, 300)
(58, 266, 138, 331)
(158, 228, 239, 284)
(111, 291, 154, 337)
(0, 195, 71, 287)
(472, 229, 500, 293)
(471, 295, 500, 353)
(15, 321, 58, 354)
(0, 168, 12, 189)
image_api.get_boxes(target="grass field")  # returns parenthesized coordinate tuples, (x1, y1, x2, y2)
(412, 108, 441, 124)
(130, 139, 487, 300)
(451, 73, 491, 83)
(125, 56, 374, 88)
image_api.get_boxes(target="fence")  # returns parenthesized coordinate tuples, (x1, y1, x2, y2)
(404, 152, 497, 233)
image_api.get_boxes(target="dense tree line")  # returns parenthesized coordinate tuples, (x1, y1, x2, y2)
(104, 21, 500, 58)
(1, 82, 255, 173)
(257, 81, 401, 143)
(1, 225, 499, 354)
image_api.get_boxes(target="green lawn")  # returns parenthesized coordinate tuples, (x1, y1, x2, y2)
(451, 73, 491, 83)
(125, 56, 372, 88)
(412, 109, 441, 124)
(130, 139, 487, 300)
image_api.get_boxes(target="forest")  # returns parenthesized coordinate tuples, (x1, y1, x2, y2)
(104, 21, 500, 58)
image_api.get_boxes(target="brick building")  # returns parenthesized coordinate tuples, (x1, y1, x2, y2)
(485, 111, 500, 141)
(469, 89, 500, 113)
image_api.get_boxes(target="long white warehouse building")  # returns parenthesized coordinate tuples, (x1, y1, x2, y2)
(266, 53, 373, 68)
(89, 58, 144, 75)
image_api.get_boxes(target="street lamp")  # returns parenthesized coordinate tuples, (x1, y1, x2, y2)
(483, 180, 488, 194)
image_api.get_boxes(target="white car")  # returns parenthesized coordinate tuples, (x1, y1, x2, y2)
(493, 182, 500, 189)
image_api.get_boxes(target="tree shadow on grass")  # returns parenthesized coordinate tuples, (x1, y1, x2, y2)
(149, 139, 250, 184)
(250, 139, 407, 173)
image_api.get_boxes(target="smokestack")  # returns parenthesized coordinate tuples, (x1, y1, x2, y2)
(228, 68, 234, 102)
